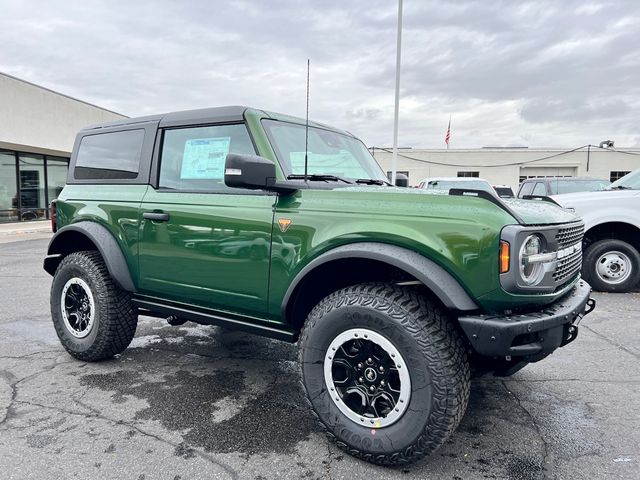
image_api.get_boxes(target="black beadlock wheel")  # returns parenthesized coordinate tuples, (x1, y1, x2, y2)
(298, 283, 470, 466)
(50, 251, 138, 361)
(582, 239, 640, 293)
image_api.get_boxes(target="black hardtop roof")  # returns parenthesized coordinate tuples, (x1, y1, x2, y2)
(81, 105, 249, 131)
(79, 105, 356, 137)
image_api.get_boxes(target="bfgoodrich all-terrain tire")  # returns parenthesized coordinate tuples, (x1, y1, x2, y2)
(299, 283, 470, 466)
(50, 251, 138, 361)
(582, 239, 640, 293)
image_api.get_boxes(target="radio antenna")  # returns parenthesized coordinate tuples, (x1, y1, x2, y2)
(304, 58, 310, 182)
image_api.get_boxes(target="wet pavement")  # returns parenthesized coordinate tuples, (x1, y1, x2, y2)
(1, 236, 638, 479)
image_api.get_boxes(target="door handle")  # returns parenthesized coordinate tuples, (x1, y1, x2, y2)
(143, 212, 170, 222)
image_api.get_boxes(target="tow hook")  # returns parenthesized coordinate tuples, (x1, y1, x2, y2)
(584, 298, 596, 316)
(575, 298, 596, 326)
(560, 324, 579, 347)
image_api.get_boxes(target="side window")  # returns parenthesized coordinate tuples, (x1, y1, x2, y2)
(159, 124, 255, 192)
(532, 182, 546, 195)
(519, 182, 534, 197)
(74, 129, 145, 180)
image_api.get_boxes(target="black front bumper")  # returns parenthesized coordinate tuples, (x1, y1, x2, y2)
(458, 280, 595, 359)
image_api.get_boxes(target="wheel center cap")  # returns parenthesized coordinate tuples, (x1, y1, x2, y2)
(364, 367, 377, 382)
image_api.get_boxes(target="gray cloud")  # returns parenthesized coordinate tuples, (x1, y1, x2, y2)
(1, 0, 638, 148)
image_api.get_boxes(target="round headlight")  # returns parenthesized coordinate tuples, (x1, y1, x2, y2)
(519, 235, 544, 285)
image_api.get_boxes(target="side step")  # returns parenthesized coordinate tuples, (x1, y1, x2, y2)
(133, 297, 298, 342)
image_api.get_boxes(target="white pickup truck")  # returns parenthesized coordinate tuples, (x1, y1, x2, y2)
(552, 169, 640, 292)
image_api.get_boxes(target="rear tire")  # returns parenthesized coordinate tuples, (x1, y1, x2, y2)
(299, 283, 470, 465)
(582, 239, 640, 292)
(50, 251, 137, 361)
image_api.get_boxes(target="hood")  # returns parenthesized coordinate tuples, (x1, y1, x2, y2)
(338, 185, 579, 226)
(552, 189, 640, 208)
(501, 198, 579, 225)
(550, 189, 640, 229)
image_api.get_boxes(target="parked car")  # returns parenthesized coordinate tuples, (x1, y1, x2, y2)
(417, 177, 495, 193)
(552, 169, 640, 292)
(493, 184, 515, 198)
(43, 106, 594, 466)
(517, 176, 610, 198)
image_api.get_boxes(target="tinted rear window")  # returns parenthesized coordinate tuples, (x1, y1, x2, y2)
(74, 129, 145, 180)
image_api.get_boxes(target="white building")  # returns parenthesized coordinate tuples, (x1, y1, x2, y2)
(373, 146, 640, 188)
(0, 72, 126, 223)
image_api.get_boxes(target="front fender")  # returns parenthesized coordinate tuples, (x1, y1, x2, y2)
(583, 213, 640, 232)
(281, 242, 479, 318)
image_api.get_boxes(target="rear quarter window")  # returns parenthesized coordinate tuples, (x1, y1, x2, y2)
(74, 129, 145, 180)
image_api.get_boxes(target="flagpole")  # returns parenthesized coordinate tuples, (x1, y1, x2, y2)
(391, 0, 403, 185)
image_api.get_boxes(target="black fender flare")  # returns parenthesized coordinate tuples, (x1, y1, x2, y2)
(282, 242, 478, 319)
(43, 221, 136, 292)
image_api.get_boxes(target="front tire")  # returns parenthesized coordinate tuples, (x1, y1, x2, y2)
(582, 239, 640, 292)
(298, 283, 470, 465)
(50, 251, 138, 361)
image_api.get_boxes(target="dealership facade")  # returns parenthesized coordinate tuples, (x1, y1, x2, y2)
(0, 72, 126, 223)
(373, 145, 640, 188)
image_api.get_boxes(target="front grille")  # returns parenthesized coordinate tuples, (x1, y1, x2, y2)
(556, 224, 584, 249)
(553, 224, 584, 284)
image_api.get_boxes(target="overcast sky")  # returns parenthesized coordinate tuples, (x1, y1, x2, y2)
(1, 0, 639, 148)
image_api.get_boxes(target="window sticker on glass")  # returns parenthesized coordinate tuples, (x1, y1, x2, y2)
(180, 137, 230, 179)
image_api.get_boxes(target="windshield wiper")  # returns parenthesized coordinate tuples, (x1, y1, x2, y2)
(355, 178, 392, 186)
(609, 185, 633, 190)
(287, 174, 353, 184)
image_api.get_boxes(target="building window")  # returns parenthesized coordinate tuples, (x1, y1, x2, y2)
(47, 156, 68, 203)
(610, 171, 631, 182)
(457, 171, 479, 178)
(0, 150, 69, 223)
(387, 170, 409, 182)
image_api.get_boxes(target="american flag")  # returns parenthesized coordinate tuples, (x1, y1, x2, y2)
(445, 116, 451, 148)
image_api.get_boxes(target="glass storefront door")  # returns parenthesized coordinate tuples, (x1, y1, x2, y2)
(18, 153, 46, 221)
(0, 151, 19, 222)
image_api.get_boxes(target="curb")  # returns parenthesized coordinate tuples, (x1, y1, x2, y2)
(0, 221, 51, 236)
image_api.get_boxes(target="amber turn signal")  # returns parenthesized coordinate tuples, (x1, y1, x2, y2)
(499, 240, 510, 273)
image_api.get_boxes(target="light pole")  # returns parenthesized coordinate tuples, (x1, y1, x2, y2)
(390, 0, 403, 185)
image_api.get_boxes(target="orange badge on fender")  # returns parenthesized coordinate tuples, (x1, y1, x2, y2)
(278, 218, 292, 233)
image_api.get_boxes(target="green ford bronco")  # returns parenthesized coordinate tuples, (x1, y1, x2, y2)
(44, 106, 595, 465)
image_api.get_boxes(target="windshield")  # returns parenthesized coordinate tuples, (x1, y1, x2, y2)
(610, 169, 640, 190)
(425, 180, 493, 192)
(552, 179, 611, 194)
(262, 119, 387, 182)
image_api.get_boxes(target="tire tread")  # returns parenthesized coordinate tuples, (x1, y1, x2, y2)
(298, 282, 470, 466)
(51, 251, 137, 361)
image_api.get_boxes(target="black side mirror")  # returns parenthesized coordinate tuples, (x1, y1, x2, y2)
(225, 153, 297, 194)
(395, 173, 409, 187)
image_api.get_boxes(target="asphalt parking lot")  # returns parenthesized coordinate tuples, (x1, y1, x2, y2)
(1, 234, 638, 480)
